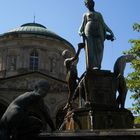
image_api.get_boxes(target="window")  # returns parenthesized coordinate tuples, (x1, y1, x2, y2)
(30, 50, 39, 70)
(49, 56, 57, 73)
(8, 56, 17, 71)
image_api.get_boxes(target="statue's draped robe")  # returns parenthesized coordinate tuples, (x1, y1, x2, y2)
(79, 11, 112, 69)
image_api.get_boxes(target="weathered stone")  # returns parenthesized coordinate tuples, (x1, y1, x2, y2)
(84, 69, 117, 109)
(63, 108, 134, 130)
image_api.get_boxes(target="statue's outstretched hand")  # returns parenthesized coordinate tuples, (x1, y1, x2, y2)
(78, 43, 85, 50)
(106, 33, 115, 41)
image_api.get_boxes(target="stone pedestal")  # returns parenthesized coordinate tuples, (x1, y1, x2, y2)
(63, 70, 134, 130)
(34, 129, 140, 140)
(84, 69, 117, 109)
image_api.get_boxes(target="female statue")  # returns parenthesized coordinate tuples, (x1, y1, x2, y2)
(79, 0, 114, 69)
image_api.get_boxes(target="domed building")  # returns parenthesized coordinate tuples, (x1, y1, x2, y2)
(0, 22, 75, 129)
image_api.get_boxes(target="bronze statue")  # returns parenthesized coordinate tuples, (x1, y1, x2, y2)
(79, 0, 114, 70)
(62, 43, 84, 110)
(113, 54, 135, 109)
(0, 80, 55, 139)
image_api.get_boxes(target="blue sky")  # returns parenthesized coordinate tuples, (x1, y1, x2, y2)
(0, 0, 140, 108)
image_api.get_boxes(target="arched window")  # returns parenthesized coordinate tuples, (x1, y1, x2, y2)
(30, 50, 39, 70)
(49, 57, 56, 72)
(49, 54, 58, 73)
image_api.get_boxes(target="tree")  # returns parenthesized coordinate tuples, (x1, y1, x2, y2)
(135, 116, 140, 124)
(134, 116, 140, 128)
(125, 23, 140, 115)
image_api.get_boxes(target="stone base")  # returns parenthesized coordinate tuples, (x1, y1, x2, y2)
(31, 129, 140, 140)
(84, 70, 117, 108)
(63, 108, 134, 130)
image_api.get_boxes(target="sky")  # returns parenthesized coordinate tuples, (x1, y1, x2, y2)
(0, 0, 140, 108)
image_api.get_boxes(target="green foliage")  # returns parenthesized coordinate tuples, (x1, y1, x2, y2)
(125, 23, 140, 115)
(134, 115, 140, 124)
(134, 115, 140, 128)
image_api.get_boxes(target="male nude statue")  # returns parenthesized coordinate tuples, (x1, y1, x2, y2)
(0, 80, 55, 140)
(62, 43, 84, 110)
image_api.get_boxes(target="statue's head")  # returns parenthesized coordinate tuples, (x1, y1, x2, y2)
(35, 80, 50, 97)
(125, 54, 135, 62)
(84, 0, 95, 9)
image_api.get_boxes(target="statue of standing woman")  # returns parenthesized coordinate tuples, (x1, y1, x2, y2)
(79, 0, 114, 70)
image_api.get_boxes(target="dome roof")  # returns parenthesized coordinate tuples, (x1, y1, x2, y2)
(3, 23, 73, 48)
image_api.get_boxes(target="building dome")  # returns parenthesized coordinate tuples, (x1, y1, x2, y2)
(0, 22, 75, 79)
(3, 22, 73, 48)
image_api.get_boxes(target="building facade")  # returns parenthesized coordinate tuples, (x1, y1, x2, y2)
(0, 22, 75, 129)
